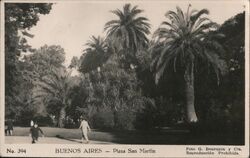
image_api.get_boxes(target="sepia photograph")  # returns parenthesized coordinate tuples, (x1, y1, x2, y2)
(0, 0, 249, 157)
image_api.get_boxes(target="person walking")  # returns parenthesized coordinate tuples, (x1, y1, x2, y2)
(30, 123, 44, 144)
(79, 118, 91, 143)
(6, 119, 14, 136)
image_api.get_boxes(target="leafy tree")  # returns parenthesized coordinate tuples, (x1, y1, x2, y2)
(194, 12, 245, 130)
(151, 5, 226, 123)
(5, 3, 52, 118)
(218, 12, 245, 100)
(69, 56, 80, 69)
(23, 45, 66, 78)
(6, 45, 66, 122)
(75, 53, 152, 129)
(104, 3, 150, 67)
(215, 12, 245, 132)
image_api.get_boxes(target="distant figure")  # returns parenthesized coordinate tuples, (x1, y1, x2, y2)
(30, 120, 34, 127)
(30, 123, 44, 144)
(6, 119, 14, 136)
(79, 118, 91, 143)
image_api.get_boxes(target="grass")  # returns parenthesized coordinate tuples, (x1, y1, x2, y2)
(10, 127, 116, 143)
(8, 126, 244, 145)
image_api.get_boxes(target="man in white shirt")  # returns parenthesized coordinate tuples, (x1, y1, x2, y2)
(79, 118, 91, 143)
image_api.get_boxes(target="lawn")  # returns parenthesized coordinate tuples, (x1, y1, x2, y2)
(6, 126, 244, 145)
(9, 127, 116, 143)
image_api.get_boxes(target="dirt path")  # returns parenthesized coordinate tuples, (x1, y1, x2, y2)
(5, 136, 114, 144)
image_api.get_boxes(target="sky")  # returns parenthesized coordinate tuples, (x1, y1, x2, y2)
(26, 0, 245, 67)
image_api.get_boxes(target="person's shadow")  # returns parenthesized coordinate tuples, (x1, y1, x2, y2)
(55, 135, 82, 143)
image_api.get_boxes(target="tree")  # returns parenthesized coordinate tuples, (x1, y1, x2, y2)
(151, 5, 226, 123)
(215, 12, 245, 132)
(76, 58, 151, 130)
(79, 36, 109, 73)
(20, 45, 66, 117)
(69, 56, 80, 69)
(5, 3, 52, 118)
(33, 68, 77, 128)
(104, 3, 150, 67)
(218, 12, 245, 100)
(85, 36, 108, 53)
(23, 45, 66, 78)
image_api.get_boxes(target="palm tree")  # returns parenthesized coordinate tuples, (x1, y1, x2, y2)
(151, 5, 226, 123)
(79, 36, 109, 73)
(33, 68, 76, 127)
(104, 3, 150, 55)
(85, 36, 107, 53)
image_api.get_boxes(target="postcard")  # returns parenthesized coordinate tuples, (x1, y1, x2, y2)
(0, 0, 249, 157)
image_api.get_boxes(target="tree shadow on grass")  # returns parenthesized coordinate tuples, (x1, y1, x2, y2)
(101, 127, 244, 145)
(102, 128, 190, 144)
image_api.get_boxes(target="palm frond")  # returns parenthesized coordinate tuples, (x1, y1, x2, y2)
(165, 11, 180, 25)
(155, 42, 179, 70)
(104, 20, 120, 31)
(130, 8, 143, 18)
(185, 4, 192, 24)
(155, 61, 167, 84)
(190, 9, 209, 23)
(154, 45, 181, 84)
(161, 21, 179, 32)
(176, 6, 186, 26)
(111, 9, 124, 19)
(202, 51, 222, 85)
(192, 22, 219, 35)
(192, 17, 211, 30)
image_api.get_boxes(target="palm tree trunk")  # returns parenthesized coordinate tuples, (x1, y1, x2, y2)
(184, 60, 198, 123)
(58, 106, 66, 128)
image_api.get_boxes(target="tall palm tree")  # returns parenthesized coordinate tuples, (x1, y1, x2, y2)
(104, 3, 150, 55)
(151, 5, 226, 123)
(33, 68, 75, 127)
(80, 36, 109, 73)
(85, 36, 108, 53)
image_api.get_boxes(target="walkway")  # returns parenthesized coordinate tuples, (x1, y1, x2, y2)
(5, 136, 114, 144)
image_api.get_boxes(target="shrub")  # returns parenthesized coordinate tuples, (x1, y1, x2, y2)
(202, 98, 244, 134)
(64, 116, 78, 128)
(115, 109, 136, 130)
(33, 115, 55, 127)
(135, 97, 183, 130)
(92, 107, 115, 129)
(14, 109, 35, 127)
